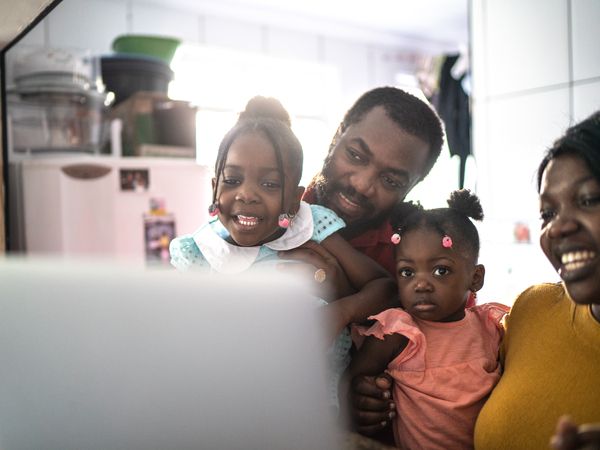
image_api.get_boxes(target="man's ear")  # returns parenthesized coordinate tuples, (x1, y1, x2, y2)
(470, 264, 485, 293)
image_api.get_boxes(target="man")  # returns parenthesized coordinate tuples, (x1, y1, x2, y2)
(282, 87, 445, 441)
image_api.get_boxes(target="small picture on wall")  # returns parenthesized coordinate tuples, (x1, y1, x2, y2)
(120, 168, 149, 192)
(144, 214, 176, 265)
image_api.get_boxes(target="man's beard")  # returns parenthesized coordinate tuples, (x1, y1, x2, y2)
(314, 158, 390, 239)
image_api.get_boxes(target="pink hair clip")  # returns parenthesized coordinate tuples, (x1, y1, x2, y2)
(442, 235, 453, 248)
(391, 233, 401, 245)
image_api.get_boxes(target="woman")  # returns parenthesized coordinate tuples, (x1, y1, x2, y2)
(348, 112, 600, 449)
(473, 111, 600, 448)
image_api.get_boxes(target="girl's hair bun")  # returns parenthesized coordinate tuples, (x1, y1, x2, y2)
(239, 96, 291, 127)
(447, 189, 484, 221)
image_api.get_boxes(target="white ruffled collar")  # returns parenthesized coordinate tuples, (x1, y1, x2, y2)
(193, 201, 314, 274)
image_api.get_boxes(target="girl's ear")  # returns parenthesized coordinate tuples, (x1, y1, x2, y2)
(211, 177, 217, 191)
(470, 264, 485, 292)
(290, 186, 305, 214)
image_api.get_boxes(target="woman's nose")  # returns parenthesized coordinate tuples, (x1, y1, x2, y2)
(546, 212, 579, 238)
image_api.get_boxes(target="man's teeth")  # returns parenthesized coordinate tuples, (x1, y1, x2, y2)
(561, 250, 596, 271)
(339, 192, 359, 208)
(237, 215, 258, 226)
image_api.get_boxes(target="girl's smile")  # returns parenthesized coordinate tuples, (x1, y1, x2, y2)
(214, 132, 303, 247)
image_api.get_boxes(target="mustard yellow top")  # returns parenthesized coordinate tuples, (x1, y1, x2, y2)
(474, 283, 600, 449)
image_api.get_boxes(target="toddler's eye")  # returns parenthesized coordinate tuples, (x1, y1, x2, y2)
(398, 268, 414, 278)
(433, 267, 450, 276)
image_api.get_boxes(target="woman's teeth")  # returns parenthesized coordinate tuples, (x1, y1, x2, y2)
(561, 250, 596, 271)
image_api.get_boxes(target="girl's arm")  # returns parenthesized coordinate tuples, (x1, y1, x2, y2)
(319, 232, 397, 330)
(281, 234, 396, 337)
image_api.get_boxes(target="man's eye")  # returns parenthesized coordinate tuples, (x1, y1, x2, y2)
(381, 174, 405, 190)
(433, 267, 450, 276)
(398, 268, 413, 278)
(347, 147, 365, 163)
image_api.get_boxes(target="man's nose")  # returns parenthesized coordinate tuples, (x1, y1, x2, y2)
(350, 170, 376, 197)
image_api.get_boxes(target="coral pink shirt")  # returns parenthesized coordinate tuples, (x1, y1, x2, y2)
(361, 303, 509, 450)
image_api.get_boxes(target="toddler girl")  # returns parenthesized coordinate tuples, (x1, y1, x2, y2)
(347, 189, 509, 449)
(170, 96, 395, 408)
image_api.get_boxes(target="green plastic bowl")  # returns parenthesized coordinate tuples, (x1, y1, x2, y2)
(112, 35, 181, 65)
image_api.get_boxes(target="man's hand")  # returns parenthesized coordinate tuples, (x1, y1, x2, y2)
(278, 240, 354, 300)
(551, 416, 600, 450)
(349, 374, 396, 436)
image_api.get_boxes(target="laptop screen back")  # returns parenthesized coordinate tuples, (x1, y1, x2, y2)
(0, 259, 340, 450)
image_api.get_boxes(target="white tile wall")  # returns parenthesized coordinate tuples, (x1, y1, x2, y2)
(471, 0, 600, 301)
(485, 0, 569, 96)
(265, 27, 319, 62)
(571, 0, 600, 81)
(131, 2, 200, 44)
(485, 88, 570, 221)
(322, 38, 370, 107)
(204, 15, 262, 53)
(370, 47, 418, 88)
(47, 0, 128, 55)
(573, 81, 600, 121)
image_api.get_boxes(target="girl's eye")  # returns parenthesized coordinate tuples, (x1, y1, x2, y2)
(262, 181, 281, 190)
(222, 178, 240, 186)
(433, 267, 450, 276)
(398, 268, 414, 278)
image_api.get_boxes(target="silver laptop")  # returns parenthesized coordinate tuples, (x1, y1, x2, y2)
(0, 258, 341, 450)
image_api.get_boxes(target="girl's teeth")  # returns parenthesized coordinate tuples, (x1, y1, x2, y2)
(238, 215, 258, 227)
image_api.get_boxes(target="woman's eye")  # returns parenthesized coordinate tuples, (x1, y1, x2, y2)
(398, 268, 413, 278)
(433, 267, 450, 276)
(539, 209, 555, 225)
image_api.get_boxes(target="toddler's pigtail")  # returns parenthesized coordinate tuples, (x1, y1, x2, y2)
(391, 201, 423, 230)
(447, 189, 484, 222)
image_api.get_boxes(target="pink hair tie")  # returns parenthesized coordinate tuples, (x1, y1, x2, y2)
(391, 233, 401, 245)
(442, 235, 453, 248)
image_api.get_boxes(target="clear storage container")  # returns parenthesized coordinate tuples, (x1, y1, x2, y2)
(7, 86, 108, 153)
